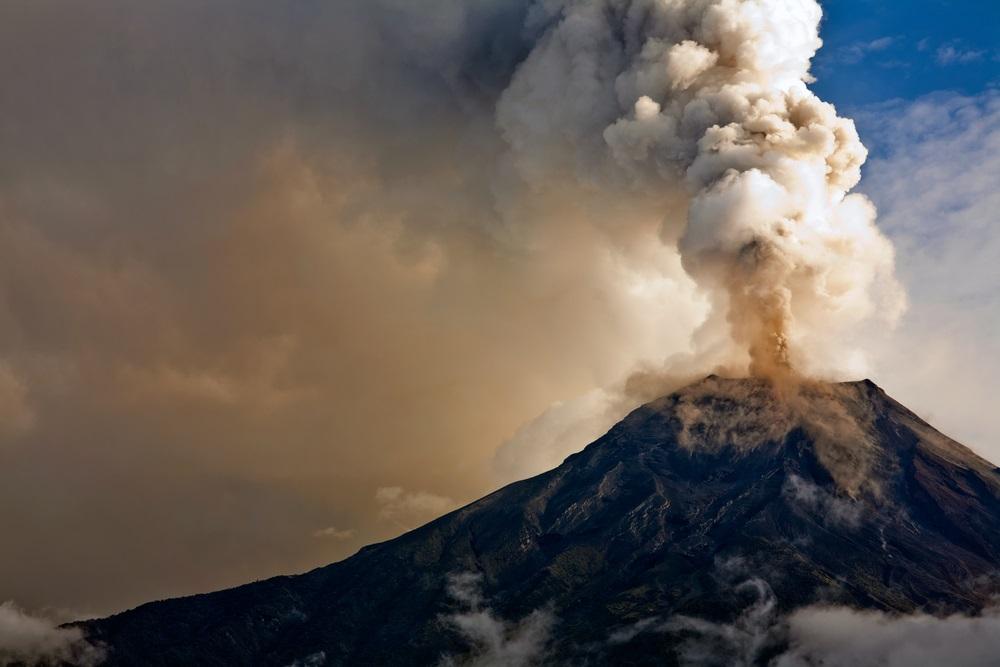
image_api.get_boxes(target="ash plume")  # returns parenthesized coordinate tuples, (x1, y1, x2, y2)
(498, 0, 904, 378)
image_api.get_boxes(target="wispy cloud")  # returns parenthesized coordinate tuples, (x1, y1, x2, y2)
(607, 571, 781, 667)
(836, 36, 897, 64)
(783, 474, 863, 529)
(311, 527, 356, 540)
(777, 606, 1000, 667)
(0, 601, 104, 666)
(936, 43, 987, 65)
(284, 652, 327, 667)
(375, 487, 456, 529)
(607, 572, 1000, 667)
(438, 573, 554, 667)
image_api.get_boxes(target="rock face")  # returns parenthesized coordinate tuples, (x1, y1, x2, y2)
(82, 377, 1000, 665)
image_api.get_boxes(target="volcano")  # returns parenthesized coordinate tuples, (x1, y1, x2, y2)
(80, 376, 1000, 665)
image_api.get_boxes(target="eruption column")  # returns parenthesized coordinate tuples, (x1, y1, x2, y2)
(499, 0, 904, 376)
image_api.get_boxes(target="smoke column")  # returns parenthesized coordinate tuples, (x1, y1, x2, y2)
(497, 0, 904, 377)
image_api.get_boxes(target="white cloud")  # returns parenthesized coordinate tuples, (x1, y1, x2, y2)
(776, 606, 1000, 667)
(936, 44, 986, 65)
(0, 601, 104, 666)
(837, 36, 896, 64)
(375, 487, 456, 528)
(607, 576, 1000, 667)
(855, 90, 1000, 460)
(783, 474, 863, 528)
(311, 526, 356, 540)
(608, 577, 779, 666)
(438, 573, 554, 667)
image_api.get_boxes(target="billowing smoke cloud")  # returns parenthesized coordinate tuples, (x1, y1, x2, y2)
(439, 573, 554, 667)
(0, 601, 104, 666)
(496, 0, 904, 377)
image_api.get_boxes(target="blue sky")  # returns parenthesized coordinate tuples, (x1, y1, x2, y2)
(815, 0, 998, 113)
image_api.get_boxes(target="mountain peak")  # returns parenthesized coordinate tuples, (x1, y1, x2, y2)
(627, 375, 880, 495)
(627, 375, 990, 498)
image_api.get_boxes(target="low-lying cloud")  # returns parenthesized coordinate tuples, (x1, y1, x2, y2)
(608, 576, 1000, 667)
(777, 606, 1000, 667)
(0, 601, 104, 667)
(783, 474, 863, 528)
(439, 573, 554, 667)
(608, 577, 780, 666)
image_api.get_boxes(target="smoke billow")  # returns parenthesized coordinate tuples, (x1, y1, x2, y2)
(497, 0, 904, 378)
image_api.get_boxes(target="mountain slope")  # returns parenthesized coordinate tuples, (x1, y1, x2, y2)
(82, 376, 1000, 665)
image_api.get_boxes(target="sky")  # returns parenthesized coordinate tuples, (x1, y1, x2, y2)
(812, 0, 1000, 449)
(814, 0, 999, 108)
(0, 0, 996, 622)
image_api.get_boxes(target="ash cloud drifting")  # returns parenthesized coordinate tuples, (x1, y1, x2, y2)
(0, 0, 902, 612)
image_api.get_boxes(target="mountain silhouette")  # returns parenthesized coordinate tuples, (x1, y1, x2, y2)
(80, 376, 1000, 665)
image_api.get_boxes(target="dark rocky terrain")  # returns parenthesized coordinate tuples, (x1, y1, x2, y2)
(79, 376, 1000, 665)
